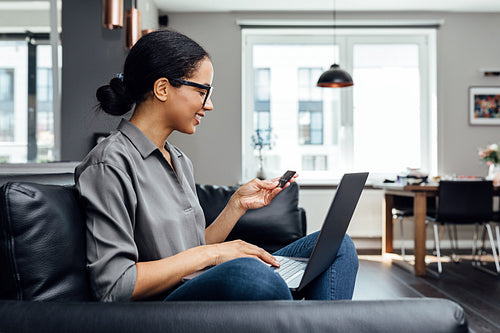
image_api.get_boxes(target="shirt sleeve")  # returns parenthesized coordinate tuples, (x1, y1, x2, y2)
(76, 162, 138, 302)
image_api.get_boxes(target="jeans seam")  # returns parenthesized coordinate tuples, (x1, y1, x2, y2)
(329, 262, 336, 300)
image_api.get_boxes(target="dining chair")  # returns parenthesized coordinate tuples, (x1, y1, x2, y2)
(426, 180, 499, 275)
(489, 214, 500, 267)
(392, 196, 413, 257)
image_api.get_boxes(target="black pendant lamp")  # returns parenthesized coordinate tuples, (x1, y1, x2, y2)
(317, 64, 353, 87)
(317, 0, 353, 88)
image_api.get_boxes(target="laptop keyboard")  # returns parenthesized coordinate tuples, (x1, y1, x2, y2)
(275, 257, 307, 282)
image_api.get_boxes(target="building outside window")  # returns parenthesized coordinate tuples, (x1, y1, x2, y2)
(298, 68, 324, 146)
(242, 28, 436, 183)
(36, 47, 56, 162)
(254, 68, 271, 146)
(0, 0, 61, 164)
(0, 68, 15, 147)
(302, 155, 328, 171)
(0, 39, 60, 163)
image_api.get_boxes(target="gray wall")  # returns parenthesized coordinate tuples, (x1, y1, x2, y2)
(61, 0, 132, 161)
(61, 7, 500, 185)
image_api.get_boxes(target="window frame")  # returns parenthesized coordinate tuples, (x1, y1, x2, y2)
(241, 27, 437, 184)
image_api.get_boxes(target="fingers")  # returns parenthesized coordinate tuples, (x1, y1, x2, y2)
(267, 173, 299, 189)
(214, 240, 280, 267)
(256, 177, 280, 189)
(237, 240, 279, 266)
(281, 173, 299, 188)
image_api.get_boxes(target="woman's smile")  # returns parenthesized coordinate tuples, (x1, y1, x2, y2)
(195, 112, 205, 125)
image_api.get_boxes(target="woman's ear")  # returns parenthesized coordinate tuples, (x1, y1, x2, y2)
(153, 78, 169, 102)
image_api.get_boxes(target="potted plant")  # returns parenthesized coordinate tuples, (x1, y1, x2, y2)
(251, 129, 273, 180)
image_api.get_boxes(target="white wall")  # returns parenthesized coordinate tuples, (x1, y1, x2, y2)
(300, 188, 382, 237)
(138, 0, 159, 31)
(0, 8, 50, 32)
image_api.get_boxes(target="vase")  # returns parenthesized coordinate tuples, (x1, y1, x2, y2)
(487, 163, 500, 185)
(256, 152, 266, 180)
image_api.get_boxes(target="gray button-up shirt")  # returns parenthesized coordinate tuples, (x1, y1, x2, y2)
(75, 119, 206, 302)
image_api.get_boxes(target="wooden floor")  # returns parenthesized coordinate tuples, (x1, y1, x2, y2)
(353, 255, 500, 333)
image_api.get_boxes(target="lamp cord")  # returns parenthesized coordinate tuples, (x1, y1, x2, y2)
(333, 0, 337, 64)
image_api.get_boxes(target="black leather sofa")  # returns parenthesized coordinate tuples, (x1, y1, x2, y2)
(0, 181, 468, 333)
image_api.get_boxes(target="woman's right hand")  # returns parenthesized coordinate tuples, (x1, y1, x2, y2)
(208, 240, 280, 267)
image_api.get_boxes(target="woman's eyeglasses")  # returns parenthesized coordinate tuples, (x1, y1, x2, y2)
(169, 78, 213, 107)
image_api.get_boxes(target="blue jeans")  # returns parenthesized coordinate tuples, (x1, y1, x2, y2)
(165, 232, 358, 301)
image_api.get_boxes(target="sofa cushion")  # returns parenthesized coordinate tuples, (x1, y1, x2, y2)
(0, 182, 90, 301)
(196, 182, 305, 252)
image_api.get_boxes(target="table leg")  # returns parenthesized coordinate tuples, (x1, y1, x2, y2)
(414, 192, 427, 276)
(383, 194, 394, 254)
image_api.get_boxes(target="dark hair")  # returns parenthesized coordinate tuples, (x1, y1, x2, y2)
(96, 30, 210, 116)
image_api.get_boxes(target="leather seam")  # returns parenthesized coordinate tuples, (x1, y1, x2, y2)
(1, 183, 23, 300)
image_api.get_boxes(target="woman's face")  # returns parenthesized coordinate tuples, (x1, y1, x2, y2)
(165, 58, 214, 135)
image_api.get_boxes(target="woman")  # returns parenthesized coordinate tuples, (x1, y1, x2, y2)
(75, 30, 358, 302)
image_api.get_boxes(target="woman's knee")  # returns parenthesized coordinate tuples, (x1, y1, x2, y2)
(339, 234, 359, 266)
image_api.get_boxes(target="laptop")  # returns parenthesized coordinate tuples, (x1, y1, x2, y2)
(183, 172, 368, 292)
(273, 172, 368, 291)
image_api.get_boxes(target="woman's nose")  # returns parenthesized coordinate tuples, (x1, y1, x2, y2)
(203, 97, 214, 110)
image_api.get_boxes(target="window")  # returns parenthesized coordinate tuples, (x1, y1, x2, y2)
(242, 28, 436, 183)
(0, 38, 60, 163)
(302, 155, 328, 171)
(254, 68, 271, 145)
(298, 68, 323, 145)
(36, 46, 56, 162)
(0, 69, 15, 143)
(0, 0, 61, 164)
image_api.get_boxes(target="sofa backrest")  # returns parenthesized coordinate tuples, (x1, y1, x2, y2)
(196, 182, 306, 252)
(0, 182, 90, 301)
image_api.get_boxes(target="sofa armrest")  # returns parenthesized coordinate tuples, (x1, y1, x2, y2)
(0, 298, 467, 333)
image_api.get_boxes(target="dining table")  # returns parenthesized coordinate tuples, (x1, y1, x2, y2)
(380, 181, 499, 276)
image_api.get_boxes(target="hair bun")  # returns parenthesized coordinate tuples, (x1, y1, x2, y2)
(96, 77, 134, 116)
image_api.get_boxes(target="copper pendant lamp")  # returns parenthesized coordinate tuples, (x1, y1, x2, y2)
(103, 0, 123, 30)
(317, 0, 353, 88)
(141, 28, 155, 36)
(125, 1, 142, 49)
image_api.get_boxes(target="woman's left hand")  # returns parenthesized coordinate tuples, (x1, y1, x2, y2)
(231, 174, 298, 211)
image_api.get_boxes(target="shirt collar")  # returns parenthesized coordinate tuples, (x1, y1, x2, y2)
(117, 119, 184, 159)
(118, 119, 159, 159)
(165, 141, 183, 158)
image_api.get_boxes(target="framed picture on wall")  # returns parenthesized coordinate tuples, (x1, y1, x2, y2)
(469, 86, 500, 125)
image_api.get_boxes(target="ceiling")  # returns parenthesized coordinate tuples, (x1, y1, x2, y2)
(153, 0, 500, 13)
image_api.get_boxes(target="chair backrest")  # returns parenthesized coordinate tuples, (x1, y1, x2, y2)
(0, 182, 90, 301)
(393, 195, 414, 210)
(393, 195, 437, 217)
(436, 180, 493, 223)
